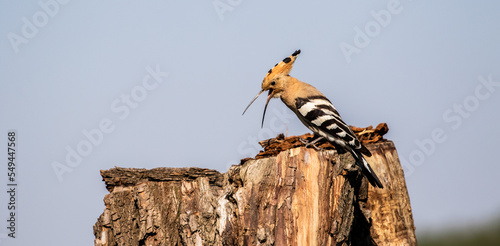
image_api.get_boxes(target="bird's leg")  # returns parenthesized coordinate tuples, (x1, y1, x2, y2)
(299, 134, 324, 150)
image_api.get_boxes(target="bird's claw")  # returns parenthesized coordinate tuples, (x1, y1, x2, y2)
(299, 136, 323, 151)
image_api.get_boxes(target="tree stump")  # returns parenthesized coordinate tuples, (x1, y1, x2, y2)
(93, 124, 416, 245)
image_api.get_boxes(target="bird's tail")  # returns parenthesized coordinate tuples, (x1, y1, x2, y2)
(352, 152, 384, 188)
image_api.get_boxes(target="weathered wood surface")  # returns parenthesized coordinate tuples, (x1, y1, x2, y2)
(94, 124, 416, 246)
(94, 168, 224, 245)
(365, 142, 417, 245)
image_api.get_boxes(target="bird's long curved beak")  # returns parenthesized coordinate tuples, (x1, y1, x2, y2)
(242, 89, 274, 128)
(261, 89, 273, 128)
(242, 89, 265, 116)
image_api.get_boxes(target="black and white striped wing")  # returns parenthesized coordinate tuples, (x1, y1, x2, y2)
(295, 96, 371, 156)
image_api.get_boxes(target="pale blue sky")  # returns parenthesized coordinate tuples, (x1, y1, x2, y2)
(1, 1, 499, 245)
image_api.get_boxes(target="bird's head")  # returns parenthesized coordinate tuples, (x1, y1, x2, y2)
(242, 49, 301, 127)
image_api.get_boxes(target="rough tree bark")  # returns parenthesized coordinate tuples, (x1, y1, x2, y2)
(94, 123, 416, 246)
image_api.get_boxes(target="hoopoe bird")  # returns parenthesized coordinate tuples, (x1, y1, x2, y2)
(243, 50, 384, 188)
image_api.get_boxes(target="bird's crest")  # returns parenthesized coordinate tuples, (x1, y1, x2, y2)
(265, 49, 301, 78)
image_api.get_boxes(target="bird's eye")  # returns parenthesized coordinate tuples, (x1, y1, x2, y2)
(271, 81, 276, 86)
